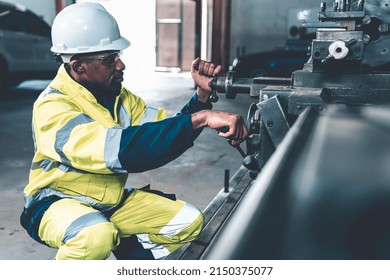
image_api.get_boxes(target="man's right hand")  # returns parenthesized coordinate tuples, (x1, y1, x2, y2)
(191, 110, 248, 145)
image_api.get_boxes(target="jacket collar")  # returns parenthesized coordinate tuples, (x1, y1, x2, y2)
(48, 64, 120, 127)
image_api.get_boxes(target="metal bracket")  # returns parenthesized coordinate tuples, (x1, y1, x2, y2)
(258, 96, 290, 147)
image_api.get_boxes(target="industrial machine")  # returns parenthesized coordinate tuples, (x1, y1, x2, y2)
(167, 0, 390, 260)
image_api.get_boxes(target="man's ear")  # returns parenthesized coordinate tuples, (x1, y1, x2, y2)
(70, 60, 85, 75)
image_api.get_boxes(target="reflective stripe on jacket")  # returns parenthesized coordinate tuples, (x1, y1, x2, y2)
(24, 65, 209, 210)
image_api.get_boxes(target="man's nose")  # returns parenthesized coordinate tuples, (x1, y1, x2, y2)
(116, 58, 126, 70)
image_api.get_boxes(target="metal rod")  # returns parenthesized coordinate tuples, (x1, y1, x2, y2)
(224, 169, 230, 193)
(235, 145, 246, 158)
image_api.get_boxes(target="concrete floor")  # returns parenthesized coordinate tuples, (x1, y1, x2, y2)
(0, 72, 253, 260)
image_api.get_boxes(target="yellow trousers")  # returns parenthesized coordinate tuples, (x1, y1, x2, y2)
(38, 189, 204, 260)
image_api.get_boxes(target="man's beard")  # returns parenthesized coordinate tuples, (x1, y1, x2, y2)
(83, 80, 122, 97)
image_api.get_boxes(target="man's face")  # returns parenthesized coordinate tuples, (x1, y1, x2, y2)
(71, 50, 126, 96)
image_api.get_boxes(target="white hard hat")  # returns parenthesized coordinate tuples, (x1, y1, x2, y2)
(51, 2, 130, 62)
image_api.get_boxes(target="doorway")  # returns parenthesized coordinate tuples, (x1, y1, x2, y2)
(156, 0, 196, 72)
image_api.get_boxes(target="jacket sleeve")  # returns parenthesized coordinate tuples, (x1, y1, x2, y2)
(178, 93, 213, 115)
(176, 93, 213, 139)
(33, 98, 116, 174)
(116, 93, 211, 172)
(118, 114, 195, 172)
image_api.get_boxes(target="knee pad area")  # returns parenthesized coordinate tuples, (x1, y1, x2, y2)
(178, 204, 204, 241)
(179, 211, 204, 242)
(153, 207, 204, 246)
(57, 222, 118, 260)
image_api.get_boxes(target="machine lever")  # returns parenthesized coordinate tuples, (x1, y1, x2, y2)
(228, 139, 246, 158)
(227, 139, 260, 172)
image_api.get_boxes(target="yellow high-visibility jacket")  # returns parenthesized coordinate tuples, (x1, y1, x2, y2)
(23, 65, 211, 212)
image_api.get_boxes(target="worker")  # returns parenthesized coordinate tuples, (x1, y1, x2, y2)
(20, 2, 247, 260)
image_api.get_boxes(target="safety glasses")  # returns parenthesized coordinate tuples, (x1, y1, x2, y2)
(73, 50, 123, 67)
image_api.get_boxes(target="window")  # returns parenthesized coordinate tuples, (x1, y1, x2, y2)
(0, 6, 22, 32)
(18, 10, 51, 38)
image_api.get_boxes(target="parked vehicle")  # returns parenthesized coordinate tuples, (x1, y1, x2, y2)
(0, 1, 58, 90)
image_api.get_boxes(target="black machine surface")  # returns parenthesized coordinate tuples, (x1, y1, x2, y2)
(229, 39, 312, 78)
(167, 0, 390, 260)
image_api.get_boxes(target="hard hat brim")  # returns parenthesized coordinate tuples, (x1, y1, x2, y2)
(52, 36, 131, 57)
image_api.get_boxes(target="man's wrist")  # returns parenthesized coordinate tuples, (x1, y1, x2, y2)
(191, 110, 209, 129)
(196, 88, 211, 103)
